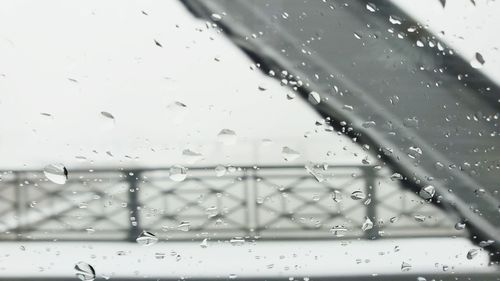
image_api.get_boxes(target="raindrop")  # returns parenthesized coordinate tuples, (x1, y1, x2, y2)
(100, 111, 114, 121)
(454, 222, 466, 230)
(282, 146, 301, 161)
(43, 164, 68, 184)
(389, 15, 402, 25)
(414, 214, 426, 222)
(136, 231, 158, 246)
(343, 104, 354, 111)
(169, 165, 187, 182)
(182, 149, 203, 164)
(211, 13, 222, 21)
(362, 121, 376, 128)
(470, 52, 485, 69)
(390, 173, 403, 181)
(478, 240, 494, 247)
(230, 237, 245, 246)
(167, 101, 188, 124)
(217, 129, 237, 145)
(353, 32, 362, 40)
(330, 225, 348, 237)
(466, 249, 479, 260)
(351, 190, 366, 200)
(206, 206, 218, 218)
(401, 261, 412, 272)
(366, 2, 377, 12)
(361, 217, 374, 231)
(177, 221, 190, 232)
(214, 165, 226, 177)
(419, 185, 436, 200)
(308, 91, 321, 105)
(200, 238, 208, 248)
(305, 164, 325, 182)
(74, 262, 96, 281)
(403, 117, 419, 128)
(331, 190, 343, 203)
(408, 146, 422, 159)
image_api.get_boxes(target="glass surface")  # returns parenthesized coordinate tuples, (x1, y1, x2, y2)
(0, 0, 498, 280)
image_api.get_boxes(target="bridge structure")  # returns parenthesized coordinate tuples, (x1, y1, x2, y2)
(0, 165, 460, 242)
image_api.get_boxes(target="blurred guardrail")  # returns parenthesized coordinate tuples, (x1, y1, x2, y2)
(0, 165, 461, 242)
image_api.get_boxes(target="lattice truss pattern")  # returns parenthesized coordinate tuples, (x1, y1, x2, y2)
(0, 166, 464, 241)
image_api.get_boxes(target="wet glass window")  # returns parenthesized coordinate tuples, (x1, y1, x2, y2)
(0, 0, 498, 280)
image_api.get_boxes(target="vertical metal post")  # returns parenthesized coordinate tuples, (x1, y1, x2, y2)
(14, 171, 25, 240)
(364, 167, 378, 239)
(126, 170, 141, 242)
(245, 169, 257, 237)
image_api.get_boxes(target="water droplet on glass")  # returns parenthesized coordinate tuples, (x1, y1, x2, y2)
(177, 221, 190, 232)
(351, 190, 366, 200)
(100, 111, 114, 121)
(305, 164, 325, 182)
(74, 262, 96, 281)
(408, 146, 422, 159)
(136, 231, 158, 246)
(331, 190, 343, 203)
(361, 217, 374, 231)
(343, 104, 354, 111)
(353, 32, 362, 39)
(206, 206, 218, 218)
(100, 111, 115, 130)
(167, 101, 188, 124)
(211, 13, 222, 21)
(308, 91, 321, 105)
(414, 214, 426, 222)
(466, 249, 479, 260)
(362, 121, 376, 128)
(454, 222, 466, 230)
(217, 129, 237, 145)
(330, 225, 348, 237)
(417, 277, 427, 281)
(366, 2, 377, 12)
(230, 237, 245, 246)
(401, 261, 412, 272)
(200, 238, 208, 248)
(403, 117, 419, 128)
(390, 173, 403, 181)
(419, 185, 436, 200)
(470, 52, 485, 69)
(214, 165, 226, 177)
(389, 15, 402, 25)
(282, 146, 301, 161)
(43, 163, 68, 184)
(479, 240, 494, 247)
(182, 149, 203, 164)
(169, 165, 187, 182)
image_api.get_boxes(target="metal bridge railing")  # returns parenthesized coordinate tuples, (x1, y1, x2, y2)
(0, 165, 461, 241)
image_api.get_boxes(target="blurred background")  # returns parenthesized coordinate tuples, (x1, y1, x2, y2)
(0, 0, 499, 280)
